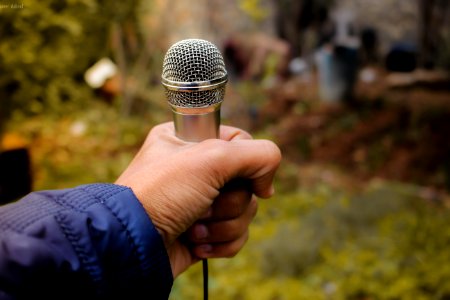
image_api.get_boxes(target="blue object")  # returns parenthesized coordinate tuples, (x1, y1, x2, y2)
(0, 183, 173, 299)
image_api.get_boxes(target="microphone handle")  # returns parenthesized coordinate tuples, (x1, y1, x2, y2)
(172, 106, 221, 300)
(171, 107, 221, 142)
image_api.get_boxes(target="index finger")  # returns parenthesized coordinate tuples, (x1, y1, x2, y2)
(219, 125, 252, 141)
(148, 123, 251, 142)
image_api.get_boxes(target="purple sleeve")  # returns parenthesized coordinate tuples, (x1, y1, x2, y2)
(0, 183, 173, 299)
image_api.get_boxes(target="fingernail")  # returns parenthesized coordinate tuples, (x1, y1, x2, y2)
(194, 224, 209, 240)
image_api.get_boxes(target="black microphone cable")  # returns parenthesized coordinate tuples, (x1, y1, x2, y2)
(202, 259, 208, 300)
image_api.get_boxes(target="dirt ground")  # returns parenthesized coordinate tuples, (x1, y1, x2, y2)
(260, 68, 450, 195)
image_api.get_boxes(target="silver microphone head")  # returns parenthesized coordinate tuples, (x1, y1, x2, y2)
(162, 39, 228, 142)
(162, 39, 228, 108)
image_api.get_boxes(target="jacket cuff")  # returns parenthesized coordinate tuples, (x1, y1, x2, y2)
(79, 183, 173, 297)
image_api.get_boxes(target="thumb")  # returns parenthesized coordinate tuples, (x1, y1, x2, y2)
(195, 139, 282, 198)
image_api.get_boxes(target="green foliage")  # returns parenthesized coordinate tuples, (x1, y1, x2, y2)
(0, 0, 142, 130)
(238, 0, 268, 23)
(172, 182, 450, 299)
(6, 101, 163, 190)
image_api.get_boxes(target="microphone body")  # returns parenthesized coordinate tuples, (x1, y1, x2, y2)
(162, 38, 228, 300)
(171, 105, 220, 142)
(162, 39, 228, 142)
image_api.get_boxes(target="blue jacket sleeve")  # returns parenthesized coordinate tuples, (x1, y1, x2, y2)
(0, 183, 173, 299)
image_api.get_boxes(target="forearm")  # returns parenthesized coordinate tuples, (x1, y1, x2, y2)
(0, 184, 173, 299)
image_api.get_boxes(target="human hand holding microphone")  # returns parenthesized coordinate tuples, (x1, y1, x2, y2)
(116, 39, 281, 278)
(0, 39, 281, 299)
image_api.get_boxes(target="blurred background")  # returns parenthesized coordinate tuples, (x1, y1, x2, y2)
(1, 0, 450, 299)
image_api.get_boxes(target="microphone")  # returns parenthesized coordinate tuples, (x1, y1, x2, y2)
(162, 39, 228, 142)
(162, 38, 228, 300)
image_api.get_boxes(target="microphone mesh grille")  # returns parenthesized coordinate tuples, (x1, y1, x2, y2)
(162, 39, 227, 108)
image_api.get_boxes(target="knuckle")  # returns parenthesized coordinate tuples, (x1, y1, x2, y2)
(261, 140, 282, 166)
(241, 131, 253, 140)
(225, 233, 249, 258)
(234, 129, 253, 140)
(225, 249, 239, 258)
(146, 123, 171, 144)
(223, 243, 241, 258)
(221, 125, 253, 141)
(150, 122, 171, 136)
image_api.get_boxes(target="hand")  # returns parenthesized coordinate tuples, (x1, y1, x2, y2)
(115, 122, 281, 277)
